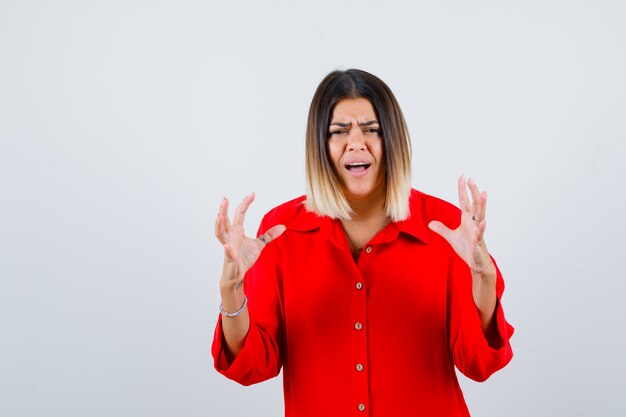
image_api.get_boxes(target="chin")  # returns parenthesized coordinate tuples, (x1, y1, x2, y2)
(343, 186, 376, 200)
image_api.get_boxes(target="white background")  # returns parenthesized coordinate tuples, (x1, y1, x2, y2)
(1, 1, 625, 416)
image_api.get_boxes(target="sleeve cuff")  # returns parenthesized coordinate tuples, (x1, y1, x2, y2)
(212, 314, 253, 377)
(482, 297, 515, 351)
(211, 313, 280, 386)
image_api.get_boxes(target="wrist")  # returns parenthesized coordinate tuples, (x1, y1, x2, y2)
(471, 263, 496, 280)
(220, 272, 244, 301)
(220, 296, 248, 317)
(220, 284, 246, 312)
(220, 278, 244, 295)
(470, 255, 494, 275)
(220, 269, 244, 290)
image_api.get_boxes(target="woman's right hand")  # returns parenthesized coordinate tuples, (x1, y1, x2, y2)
(215, 192, 286, 291)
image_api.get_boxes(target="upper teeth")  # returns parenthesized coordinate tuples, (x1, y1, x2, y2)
(348, 162, 368, 167)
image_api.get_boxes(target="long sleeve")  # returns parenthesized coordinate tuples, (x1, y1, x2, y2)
(447, 250, 514, 382)
(211, 217, 284, 386)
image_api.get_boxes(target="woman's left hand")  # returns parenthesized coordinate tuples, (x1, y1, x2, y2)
(428, 175, 494, 275)
(428, 175, 497, 330)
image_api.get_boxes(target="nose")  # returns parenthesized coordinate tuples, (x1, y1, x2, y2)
(346, 128, 366, 151)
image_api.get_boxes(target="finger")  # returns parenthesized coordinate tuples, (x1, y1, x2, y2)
(467, 177, 482, 219)
(428, 220, 454, 243)
(218, 197, 231, 229)
(478, 191, 488, 224)
(476, 220, 487, 243)
(215, 213, 226, 243)
(215, 198, 231, 243)
(457, 175, 471, 212)
(258, 224, 287, 245)
(233, 192, 255, 226)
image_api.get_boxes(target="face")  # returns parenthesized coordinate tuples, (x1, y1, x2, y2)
(327, 97, 386, 203)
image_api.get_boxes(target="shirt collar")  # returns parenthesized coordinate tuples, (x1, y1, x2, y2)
(287, 200, 323, 232)
(287, 203, 346, 250)
(287, 190, 430, 245)
(387, 190, 431, 244)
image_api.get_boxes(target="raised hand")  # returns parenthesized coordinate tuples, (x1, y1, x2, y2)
(428, 175, 497, 329)
(215, 192, 286, 290)
(428, 175, 493, 274)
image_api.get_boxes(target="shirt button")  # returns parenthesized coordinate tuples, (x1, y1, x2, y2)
(356, 363, 364, 372)
(354, 322, 363, 330)
(355, 282, 363, 290)
(365, 246, 372, 254)
(358, 403, 366, 412)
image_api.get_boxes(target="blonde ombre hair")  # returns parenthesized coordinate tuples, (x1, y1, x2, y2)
(305, 69, 412, 221)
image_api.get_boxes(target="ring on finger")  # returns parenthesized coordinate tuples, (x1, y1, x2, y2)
(259, 235, 269, 245)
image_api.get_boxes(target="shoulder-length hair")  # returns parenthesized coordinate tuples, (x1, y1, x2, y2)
(305, 69, 412, 221)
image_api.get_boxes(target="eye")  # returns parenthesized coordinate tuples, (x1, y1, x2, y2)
(364, 128, 381, 135)
(328, 130, 346, 137)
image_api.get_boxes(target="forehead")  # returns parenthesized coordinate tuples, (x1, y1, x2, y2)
(331, 97, 377, 122)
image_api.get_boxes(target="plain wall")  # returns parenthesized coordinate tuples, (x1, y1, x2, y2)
(1, 1, 625, 416)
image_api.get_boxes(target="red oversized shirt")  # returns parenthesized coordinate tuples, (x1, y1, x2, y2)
(212, 189, 514, 416)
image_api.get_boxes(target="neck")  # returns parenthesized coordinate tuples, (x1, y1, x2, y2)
(340, 185, 389, 259)
(345, 184, 386, 222)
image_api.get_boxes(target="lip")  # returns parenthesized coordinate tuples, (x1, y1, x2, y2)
(343, 159, 372, 178)
(346, 167, 369, 178)
(344, 158, 371, 166)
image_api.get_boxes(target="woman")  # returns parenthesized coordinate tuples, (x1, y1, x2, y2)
(213, 69, 513, 416)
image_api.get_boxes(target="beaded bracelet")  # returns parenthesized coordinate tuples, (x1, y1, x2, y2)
(219, 296, 247, 318)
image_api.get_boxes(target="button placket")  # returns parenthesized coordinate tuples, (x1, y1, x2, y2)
(351, 272, 369, 415)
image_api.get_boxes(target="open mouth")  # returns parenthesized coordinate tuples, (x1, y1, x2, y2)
(345, 162, 371, 172)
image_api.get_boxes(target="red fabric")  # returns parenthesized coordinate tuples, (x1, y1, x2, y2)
(212, 189, 514, 417)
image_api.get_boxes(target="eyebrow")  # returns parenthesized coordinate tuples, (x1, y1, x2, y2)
(329, 120, 380, 128)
